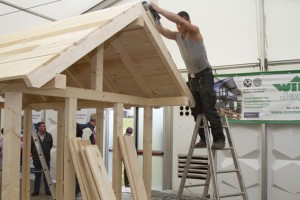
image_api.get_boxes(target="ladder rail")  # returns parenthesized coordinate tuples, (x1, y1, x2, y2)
(203, 117, 220, 199)
(176, 115, 202, 200)
(177, 114, 248, 200)
(31, 124, 56, 199)
(223, 116, 248, 200)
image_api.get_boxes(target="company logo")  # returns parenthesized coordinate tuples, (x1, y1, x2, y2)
(243, 79, 252, 87)
(253, 78, 262, 87)
(273, 76, 300, 92)
(243, 78, 262, 87)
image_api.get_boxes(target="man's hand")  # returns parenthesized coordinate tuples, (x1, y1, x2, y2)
(149, 3, 162, 14)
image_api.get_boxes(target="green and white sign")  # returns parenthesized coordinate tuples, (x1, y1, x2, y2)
(214, 73, 300, 121)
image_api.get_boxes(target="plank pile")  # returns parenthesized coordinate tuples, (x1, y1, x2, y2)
(69, 136, 148, 200)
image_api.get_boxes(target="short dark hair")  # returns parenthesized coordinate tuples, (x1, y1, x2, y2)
(177, 11, 190, 20)
(37, 122, 45, 128)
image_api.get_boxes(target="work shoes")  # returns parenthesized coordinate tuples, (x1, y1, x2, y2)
(211, 140, 225, 149)
(195, 140, 207, 148)
(31, 192, 39, 196)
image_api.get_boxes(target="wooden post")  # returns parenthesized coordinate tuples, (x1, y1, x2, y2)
(96, 108, 104, 155)
(2, 92, 22, 200)
(91, 44, 104, 91)
(56, 109, 65, 200)
(64, 98, 77, 200)
(21, 110, 32, 200)
(112, 103, 123, 200)
(143, 106, 153, 199)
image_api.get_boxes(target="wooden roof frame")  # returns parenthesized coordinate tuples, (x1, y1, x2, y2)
(0, 1, 195, 199)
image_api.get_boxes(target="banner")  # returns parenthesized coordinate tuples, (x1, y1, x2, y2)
(214, 73, 300, 121)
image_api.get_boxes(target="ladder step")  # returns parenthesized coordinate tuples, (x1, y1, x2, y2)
(220, 192, 245, 198)
(178, 163, 208, 169)
(178, 154, 208, 160)
(184, 183, 209, 188)
(178, 169, 207, 174)
(178, 173, 207, 180)
(178, 159, 208, 165)
(216, 147, 233, 150)
(216, 169, 239, 174)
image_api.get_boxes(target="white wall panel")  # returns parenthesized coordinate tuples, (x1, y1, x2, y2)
(267, 124, 300, 200)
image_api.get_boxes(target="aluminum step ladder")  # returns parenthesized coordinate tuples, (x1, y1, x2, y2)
(176, 114, 248, 200)
(31, 124, 56, 199)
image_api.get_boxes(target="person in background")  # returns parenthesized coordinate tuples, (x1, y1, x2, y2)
(81, 114, 96, 144)
(31, 122, 53, 196)
(150, 3, 226, 149)
(124, 127, 133, 187)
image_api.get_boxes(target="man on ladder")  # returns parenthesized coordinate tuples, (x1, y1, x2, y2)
(150, 3, 226, 149)
(31, 122, 53, 196)
(151, 3, 248, 199)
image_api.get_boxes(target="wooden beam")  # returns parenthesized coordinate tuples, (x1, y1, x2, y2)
(63, 98, 77, 200)
(56, 109, 64, 200)
(2, 85, 190, 107)
(143, 106, 153, 199)
(110, 37, 153, 97)
(90, 45, 104, 91)
(2, 92, 22, 200)
(96, 108, 104, 155)
(21, 110, 32, 200)
(112, 103, 123, 200)
(65, 68, 85, 88)
(42, 74, 66, 89)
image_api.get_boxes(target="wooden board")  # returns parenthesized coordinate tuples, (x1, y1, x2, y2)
(118, 135, 148, 200)
(78, 140, 100, 200)
(69, 138, 92, 200)
(84, 145, 116, 200)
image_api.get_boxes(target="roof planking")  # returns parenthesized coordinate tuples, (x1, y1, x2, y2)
(0, 1, 194, 109)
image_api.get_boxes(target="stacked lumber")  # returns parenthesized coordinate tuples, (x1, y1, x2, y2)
(69, 136, 149, 200)
(69, 138, 116, 200)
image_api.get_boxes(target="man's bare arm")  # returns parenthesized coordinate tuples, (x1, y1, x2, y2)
(150, 3, 200, 37)
(156, 22, 177, 40)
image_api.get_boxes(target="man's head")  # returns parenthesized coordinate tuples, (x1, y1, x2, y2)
(90, 113, 96, 126)
(37, 122, 46, 134)
(177, 11, 190, 21)
(126, 127, 133, 135)
(176, 11, 191, 34)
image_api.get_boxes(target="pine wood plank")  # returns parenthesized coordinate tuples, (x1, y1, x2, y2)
(110, 38, 153, 97)
(112, 103, 123, 200)
(56, 109, 64, 200)
(64, 98, 77, 200)
(2, 92, 22, 200)
(69, 138, 90, 200)
(0, 55, 57, 81)
(21, 110, 32, 200)
(78, 140, 100, 200)
(118, 135, 148, 200)
(143, 107, 153, 199)
(85, 145, 116, 200)
(0, 1, 140, 47)
(25, 4, 143, 88)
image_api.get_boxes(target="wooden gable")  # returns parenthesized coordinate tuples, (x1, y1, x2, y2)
(0, 1, 194, 109)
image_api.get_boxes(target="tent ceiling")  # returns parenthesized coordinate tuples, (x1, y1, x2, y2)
(0, 0, 117, 35)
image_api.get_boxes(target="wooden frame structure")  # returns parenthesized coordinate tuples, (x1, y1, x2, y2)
(0, 1, 194, 200)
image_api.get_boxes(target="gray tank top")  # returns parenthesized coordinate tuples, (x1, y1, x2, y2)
(176, 34, 211, 74)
